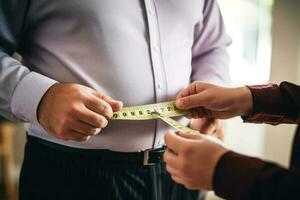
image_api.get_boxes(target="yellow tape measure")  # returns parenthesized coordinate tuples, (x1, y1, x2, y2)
(112, 101, 198, 134)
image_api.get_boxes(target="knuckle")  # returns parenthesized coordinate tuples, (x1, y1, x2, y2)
(101, 104, 112, 116)
(69, 105, 80, 115)
(92, 115, 107, 128)
(99, 118, 108, 128)
(102, 104, 109, 112)
(74, 89, 85, 98)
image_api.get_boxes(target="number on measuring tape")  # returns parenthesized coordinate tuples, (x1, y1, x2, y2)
(111, 101, 198, 134)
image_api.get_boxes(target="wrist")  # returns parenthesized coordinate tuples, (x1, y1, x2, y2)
(235, 87, 253, 116)
(37, 83, 60, 124)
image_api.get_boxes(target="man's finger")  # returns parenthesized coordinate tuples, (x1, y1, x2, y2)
(92, 91, 123, 112)
(176, 93, 209, 110)
(78, 108, 108, 128)
(164, 149, 179, 167)
(166, 164, 181, 177)
(86, 96, 114, 118)
(176, 82, 206, 99)
(201, 134, 224, 145)
(70, 121, 101, 136)
(198, 118, 217, 135)
(68, 130, 91, 141)
(164, 131, 185, 154)
(171, 175, 185, 185)
(176, 131, 203, 140)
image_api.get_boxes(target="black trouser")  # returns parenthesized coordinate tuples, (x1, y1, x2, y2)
(19, 136, 205, 200)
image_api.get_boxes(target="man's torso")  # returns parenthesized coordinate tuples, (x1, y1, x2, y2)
(19, 0, 205, 151)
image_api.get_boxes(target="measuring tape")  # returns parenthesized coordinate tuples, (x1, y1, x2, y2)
(112, 101, 198, 134)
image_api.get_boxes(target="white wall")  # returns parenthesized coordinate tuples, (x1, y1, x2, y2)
(263, 0, 300, 167)
(224, 0, 300, 168)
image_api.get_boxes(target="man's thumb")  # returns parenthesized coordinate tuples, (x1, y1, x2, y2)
(176, 131, 203, 140)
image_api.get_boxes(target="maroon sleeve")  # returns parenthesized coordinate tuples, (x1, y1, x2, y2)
(213, 151, 300, 200)
(243, 82, 300, 125)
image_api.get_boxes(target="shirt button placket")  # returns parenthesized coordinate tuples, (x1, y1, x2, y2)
(144, 0, 167, 148)
(144, 0, 167, 103)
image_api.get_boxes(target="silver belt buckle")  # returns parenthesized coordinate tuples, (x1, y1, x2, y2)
(143, 149, 154, 166)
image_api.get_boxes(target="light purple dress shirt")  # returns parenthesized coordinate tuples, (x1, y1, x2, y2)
(0, 0, 231, 151)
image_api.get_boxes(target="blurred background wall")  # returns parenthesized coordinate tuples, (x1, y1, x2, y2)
(1, 0, 300, 200)
(210, 0, 300, 199)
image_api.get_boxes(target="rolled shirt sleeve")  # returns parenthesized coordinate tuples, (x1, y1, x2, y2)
(191, 0, 232, 86)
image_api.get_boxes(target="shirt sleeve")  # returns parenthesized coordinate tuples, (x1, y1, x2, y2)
(191, 0, 232, 86)
(243, 82, 300, 125)
(213, 151, 300, 200)
(0, 1, 57, 122)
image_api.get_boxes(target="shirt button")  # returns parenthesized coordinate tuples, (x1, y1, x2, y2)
(157, 83, 163, 90)
(148, 9, 155, 16)
(153, 46, 159, 53)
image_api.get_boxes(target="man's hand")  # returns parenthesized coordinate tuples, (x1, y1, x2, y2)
(37, 83, 123, 141)
(176, 82, 253, 119)
(164, 131, 229, 191)
(190, 118, 224, 140)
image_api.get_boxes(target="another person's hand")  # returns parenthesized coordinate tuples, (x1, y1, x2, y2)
(37, 83, 123, 141)
(176, 82, 253, 119)
(164, 131, 229, 190)
(190, 118, 224, 140)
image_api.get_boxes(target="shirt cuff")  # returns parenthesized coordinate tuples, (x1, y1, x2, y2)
(242, 84, 285, 125)
(213, 151, 266, 200)
(11, 72, 57, 122)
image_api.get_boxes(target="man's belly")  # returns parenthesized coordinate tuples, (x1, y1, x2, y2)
(26, 116, 190, 152)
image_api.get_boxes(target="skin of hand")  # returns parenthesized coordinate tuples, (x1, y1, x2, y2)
(176, 82, 253, 119)
(37, 83, 123, 142)
(190, 118, 224, 141)
(164, 131, 229, 190)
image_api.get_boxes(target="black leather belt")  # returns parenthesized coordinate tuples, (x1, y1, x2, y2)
(27, 135, 166, 166)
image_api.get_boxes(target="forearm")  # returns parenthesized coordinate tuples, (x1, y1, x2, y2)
(243, 82, 300, 125)
(0, 51, 57, 122)
(214, 151, 300, 200)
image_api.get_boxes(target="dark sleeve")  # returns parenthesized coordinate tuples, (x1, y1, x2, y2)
(243, 82, 300, 125)
(213, 151, 300, 200)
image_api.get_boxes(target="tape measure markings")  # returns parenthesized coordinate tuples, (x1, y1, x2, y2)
(112, 101, 198, 134)
(112, 101, 187, 120)
(154, 114, 199, 134)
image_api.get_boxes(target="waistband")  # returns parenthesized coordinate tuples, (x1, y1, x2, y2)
(26, 135, 166, 166)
